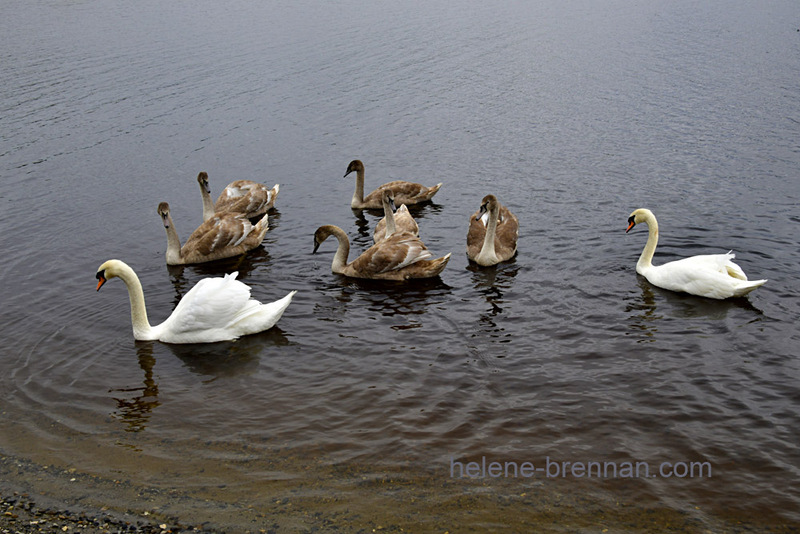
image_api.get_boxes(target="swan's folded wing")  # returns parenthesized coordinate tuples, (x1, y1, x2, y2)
(215, 180, 271, 215)
(678, 252, 748, 280)
(364, 180, 434, 206)
(649, 255, 751, 299)
(165, 272, 253, 334)
(350, 235, 432, 274)
(682, 271, 748, 300)
(496, 205, 519, 244)
(467, 210, 486, 251)
(183, 214, 254, 255)
(380, 180, 429, 198)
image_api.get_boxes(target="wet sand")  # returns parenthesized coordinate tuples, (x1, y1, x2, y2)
(2, 452, 796, 533)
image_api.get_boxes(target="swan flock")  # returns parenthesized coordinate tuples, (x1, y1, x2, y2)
(96, 164, 768, 343)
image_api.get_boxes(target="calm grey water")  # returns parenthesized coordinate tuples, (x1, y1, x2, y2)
(1, 0, 799, 531)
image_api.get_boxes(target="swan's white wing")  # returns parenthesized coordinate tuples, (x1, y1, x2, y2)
(228, 290, 297, 336)
(157, 272, 253, 341)
(646, 253, 759, 299)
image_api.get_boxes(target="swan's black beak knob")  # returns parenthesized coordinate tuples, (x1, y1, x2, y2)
(96, 271, 107, 291)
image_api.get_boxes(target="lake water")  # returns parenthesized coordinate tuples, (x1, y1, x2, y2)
(1, 0, 799, 531)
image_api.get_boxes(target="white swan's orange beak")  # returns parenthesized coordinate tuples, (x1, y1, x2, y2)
(626, 221, 635, 232)
(96, 272, 107, 291)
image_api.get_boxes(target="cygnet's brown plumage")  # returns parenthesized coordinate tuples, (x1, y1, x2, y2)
(373, 189, 419, 243)
(197, 171, 279, 221)
(466, 194, 519, 266)
(344, 159, 442, 209)
(313, 225, 450, 280)
(158, 202, 270, 265)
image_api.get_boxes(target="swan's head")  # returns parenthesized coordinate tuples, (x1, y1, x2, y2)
(313, 225, 336, 253)
(96, 259, 125, 291)
(344, 159, 364, 178)
(476, 194, 499, 221)
(381, 189, 397, 211)
(197, 171, 211, 194)
(157, 202, 171, 228)
(626, 208, 654, 233)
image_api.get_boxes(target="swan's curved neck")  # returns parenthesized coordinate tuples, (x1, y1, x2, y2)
(479, 205, 499, 262)
(383, 199, 396, 238)
(351, 168, 365, 207)
(114, 263, 155, 340)
(329, 227, 351, 274)
(637, 216, 659, 272)
(162, 214, 184, 265)
(199, 183, 215, 221)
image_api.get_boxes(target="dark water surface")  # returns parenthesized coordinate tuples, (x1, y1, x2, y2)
(2, 1, 799, 531)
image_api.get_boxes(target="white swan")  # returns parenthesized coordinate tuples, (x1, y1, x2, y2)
(466, 194, 519, 266)
(626, 208, 767, 299)
(96, 259, 296, 343)
(373, 189, 419, 243)
(197, 172, 279, 221)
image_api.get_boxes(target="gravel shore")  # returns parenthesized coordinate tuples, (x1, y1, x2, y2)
(0, 490, 193, 534)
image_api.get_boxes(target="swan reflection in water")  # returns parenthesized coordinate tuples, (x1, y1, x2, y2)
(625, 275, 765, 343)
(312, 274, 452, 333)
(467, 260, 520, 343)
(164, 326, 290, 380)
(109, 328, 290, 433)
(109, 342, 160, 433)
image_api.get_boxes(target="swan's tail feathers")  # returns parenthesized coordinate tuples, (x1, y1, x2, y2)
(267, 184, 280, 209)
(733, 279, 767, 298)
(425, 183, 443, 200)
(236, 290, 297, 335)
(253, 211, 270, 237)
(413, 252, 451, 279)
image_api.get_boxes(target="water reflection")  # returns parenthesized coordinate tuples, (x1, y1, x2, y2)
(108, 328, 289, 434)
(350, 209, 373, 241)
(468, 261, 520, 342)
(109, 342, 160, 433)
(659, 287, 764, 320)
(626, 276, 766, 341)
(624, 278, 660, 343)
(467, 259, 519, 288)
(311, 275, 452, 334)
(164, 327, 289, 380)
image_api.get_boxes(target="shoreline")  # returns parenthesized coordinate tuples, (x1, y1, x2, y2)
(2, 451, 798, 533)
(0, 454, 209, 533)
